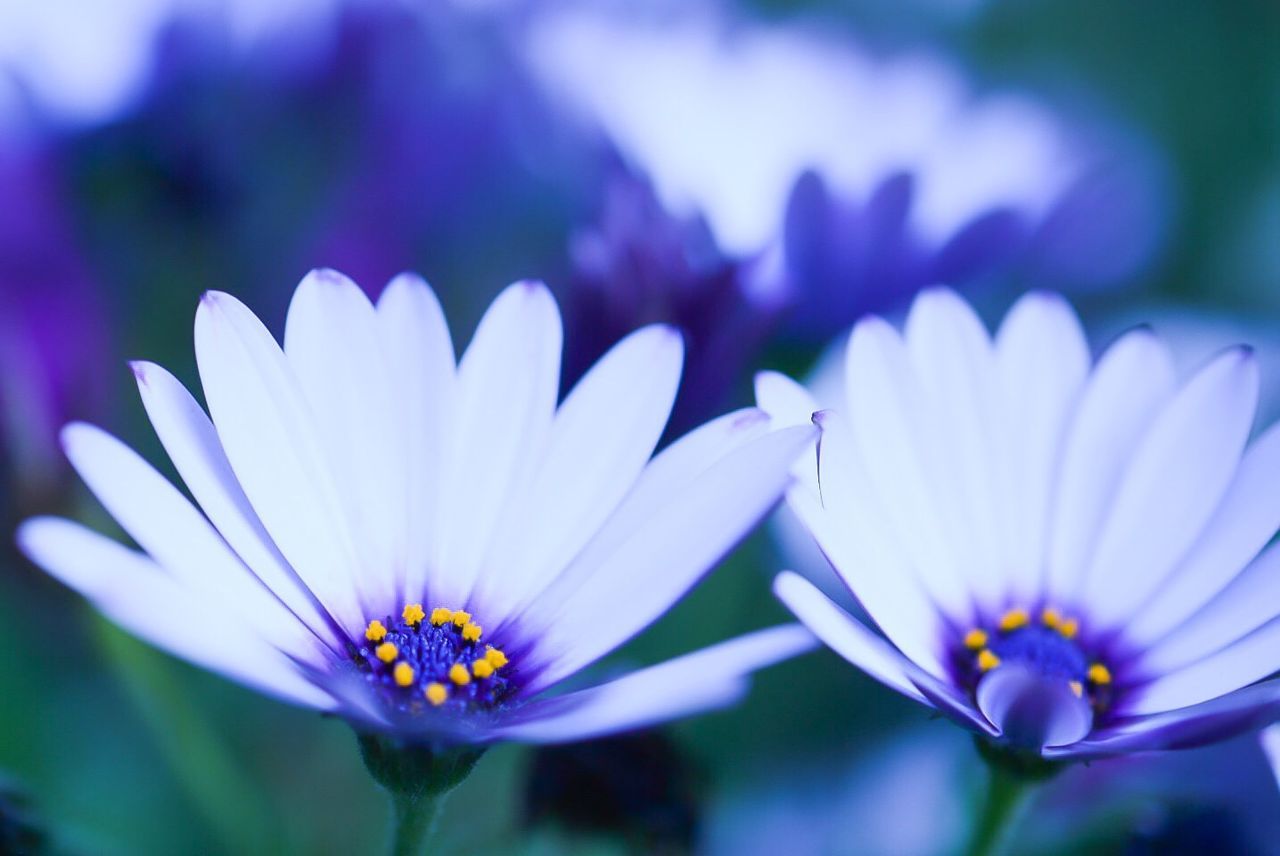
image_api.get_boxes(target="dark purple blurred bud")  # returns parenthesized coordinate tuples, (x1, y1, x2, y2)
(560, 168, 785, 437)
(0, 148, 111, 515)
(523, 731, 701, 854)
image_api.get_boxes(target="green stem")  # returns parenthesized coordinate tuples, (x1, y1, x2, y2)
(390, 790, 443, 856)
(964, 763, 1039, 856)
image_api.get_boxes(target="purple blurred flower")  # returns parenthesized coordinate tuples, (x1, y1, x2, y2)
(0, 147, 111, 512)
(761, 288, 1280, 761)
(560, 167, 786, 437)
(18, 270, 816, 745)
(526, 9, 1167, 343)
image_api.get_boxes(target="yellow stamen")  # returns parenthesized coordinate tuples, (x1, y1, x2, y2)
(1069, 680, 1083, 698)
(451, 610, 472, 628)
(963, 629, 989, 650)
(394, 662, 414, 687)
(1058, 619, 1079, 639)
(1087, 663, 1112, 685)
(449, 663, 471, 686)
(402, 603, 426, 626)
(472, 659, 494, 679)
(977, 649, 1001, 672)
(375, 642, 398, 663)
(462, 623, 482, 643)
(365, 620, 387, 642)
(485, 647, 508, 669)
(425, 683, 448, 706)
(997, 608, 1029, 633)
(430, 607, 453, 626)
(1041, 608, 1062, 629)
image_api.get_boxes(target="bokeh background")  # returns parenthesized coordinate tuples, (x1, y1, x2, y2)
(1, 1, 1279, 853)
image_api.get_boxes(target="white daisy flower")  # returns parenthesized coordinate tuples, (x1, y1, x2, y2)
(19, 269, 817, 745)
(759, 287, 1280, 760)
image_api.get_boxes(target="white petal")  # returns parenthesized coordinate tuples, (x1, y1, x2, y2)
(502, 407, 772, 620)
(844, 314, 971, 620)
(775, 572, 996, 735)
(523, 423, 817, 693)
(992, 292, 1090, 603)
(434, 281, 562, 609)
(476, 325, 682, 621)
(131, 361, 335, 644)
(18, 517, 334, 710)
(376, 273, 456, 602)
(1127, 616, 1280, 715)
(1046, 329, 1177, 604)
(61, 423, 322, 660)
(195, 290, 366, 633)
(1136, 542, 1280, 675)
(493, 625, 815, 743)
(774, 571, 927, 703)
(1081, 348, 1258, 627)
(1127, 420, 1280, 647)
(801, 411, 945, 676)
(903, 288, 1005, 610)
(754, 369, 821, 493)
(283, 269, 406, 612)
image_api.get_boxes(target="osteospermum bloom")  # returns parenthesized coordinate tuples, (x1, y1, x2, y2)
(760, 287, 1280, 760)
(19, 270, 816, 744)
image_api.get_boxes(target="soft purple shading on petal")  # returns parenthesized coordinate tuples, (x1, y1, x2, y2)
(992, 291, 1090, 605)
(1126, 616, 1280, 716)
(284, 269, 406, 614)
(436, 280, 562, 610)
(492, 625, 816, 743)
(59, 423, 320, 661)
(1046, 681, 1280, 761)
(477, 324, 682, 622)
(1261, 725, 1280, 790)
(522, 423, 817, 694)
(1082, 348, 1258, 628)
(1046, 329, 1177, 603)
(194, 289, 367, 633)
(131, 360, 337, 644)
(1138, 543, 1280, 677)
(1127, 421, 1280, 649)
(17, 517, 335, 710)
(976, 665, 1093, 751)
(375, 273, 456, 603)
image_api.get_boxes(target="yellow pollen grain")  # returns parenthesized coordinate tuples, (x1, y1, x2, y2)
(449, 663, 471, 686)
(472, 659, 494, 679)
(1058, 618, 1079, 639)
(365, 620, 387, 642)
(375, 642, 398, 663)
(394, 662, 414, 687)
(462, 623, 482, 643)
(1087, 663, 1112, 685)
(430, 607, 453, 626)
(977, 649, 1001, 672)
(451, 610, 472, 628)
(425, 683, 448, 706)
(1069, 680, 1083, 698)
(997, 608, 1029, 633)
(963, 629, 988, 650)
(1041, 608, 1062, 629)
(485, 647, 508, 669)
(403, 603, 426, 626)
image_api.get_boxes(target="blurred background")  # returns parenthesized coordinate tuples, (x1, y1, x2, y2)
(1, 0, 1278, 853)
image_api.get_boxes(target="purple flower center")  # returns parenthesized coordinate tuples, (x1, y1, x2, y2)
(351, 604, 518, 715)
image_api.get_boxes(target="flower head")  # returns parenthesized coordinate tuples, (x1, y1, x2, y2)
(760, 287, 1280, 760)
(19, 269, 816, 743)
